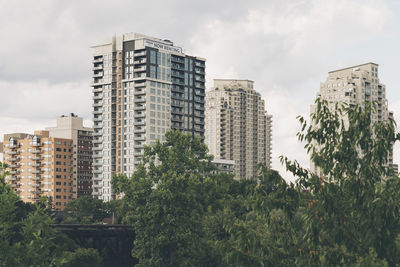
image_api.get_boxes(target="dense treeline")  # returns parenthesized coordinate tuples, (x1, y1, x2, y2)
(0, 161, 102, 266)
(2, 99, 400, 266)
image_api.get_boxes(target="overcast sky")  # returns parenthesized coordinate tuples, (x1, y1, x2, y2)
(1, 0, 400, 181)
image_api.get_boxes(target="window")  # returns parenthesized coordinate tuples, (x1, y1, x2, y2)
(150, 50, 156, 64)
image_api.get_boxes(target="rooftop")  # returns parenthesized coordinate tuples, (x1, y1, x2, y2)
(328, 62, 378, 73)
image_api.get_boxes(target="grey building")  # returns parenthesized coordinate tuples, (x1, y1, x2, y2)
(91, 33, 206, 201)
(205, 79, 272, 180)
(311, 62, 394, 173)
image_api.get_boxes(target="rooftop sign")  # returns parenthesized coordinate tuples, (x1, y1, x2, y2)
(144, 40, 183, 54)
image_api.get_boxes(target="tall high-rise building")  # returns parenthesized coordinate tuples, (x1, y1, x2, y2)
(205, 79, 272, 180)
(311, 62, 394, 172)
(91, 33, 206, 201)
(46, 114, 93, 197)
(3, 131, 74, 210)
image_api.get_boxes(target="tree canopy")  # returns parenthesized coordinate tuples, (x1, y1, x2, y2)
(2, 98, 400, 266)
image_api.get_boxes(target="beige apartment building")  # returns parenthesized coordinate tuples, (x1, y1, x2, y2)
(205, 79, 272, 180)
(46, 114, 93, 197)
(3, 131, 74, 210)
(311, 62, 394, 173)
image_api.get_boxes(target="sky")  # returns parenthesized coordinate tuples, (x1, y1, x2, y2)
(1, 0, 400, 181)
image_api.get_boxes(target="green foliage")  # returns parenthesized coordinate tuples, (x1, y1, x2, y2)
(62, 196, 109, 224)
(113, 130, 220, 266)
(205, 165, 303, 266)
(2, 98, 400, 266)
(282, 99, 400, 266)
(58, 248, 102, 267)
(0, 162, 78, 266)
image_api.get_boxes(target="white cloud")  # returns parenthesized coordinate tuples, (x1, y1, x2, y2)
(188, 0, 394, 179)
(0, 80, 91, 121)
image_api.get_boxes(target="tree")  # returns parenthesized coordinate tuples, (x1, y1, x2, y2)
(0, 162, 76, 266)
(205, 165, 303, 266)
(62, 196, 109, 224)
(281, 99, 400, 265)
(112, 130, 222, 266)
(58, 248, 102, 267)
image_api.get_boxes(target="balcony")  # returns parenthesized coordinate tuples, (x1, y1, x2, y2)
(32, 169, 42, 174)
(93, 169, 102, 174)
(93, 94, 103, 100)
(134, 158, 143, 164)
(92, 176, 103, 182)
(7, 151, 18, 155)
(8, 144, 18, 149)
(194, 105, 205, 111)
(93, 123, 103, 129)
(31, 176, 41, 181)
(93, 138, 102, 144)
(93, 116, 103, 122)
(194, 126, 204, 132)
(31, 190, 42, 194)
(93, 146, 103, 151)
(31, 143, 41, 147)
(134, 151, 144, 157)
(93, 65, 103, 70)
(172, 102, 184, 108)
(135, 81, 146, 87)
(32, 183, 41, 187)
(9, 157, 19, 162)
(171, 57, 184, 63)
(32, 156, 41, 160)
(134, 98, 145, 103)
(134, 135, 145, 141)
(134, 89, 145, 96)
(134, 51, 146, 57)
(195, 69, 205, 75)
(93, 108, 103, 115)
(134, 121, 145, 126)
(171, 71, 184, 78)
(195, 61, 205, 67)
(10, 170, 18, 175)
(135, 112, 146, 118)
(9, 164, 19, 168)
(93, 58, 103, 63)
(134, 59, 147, 64)
(134, 105, 146, 111)
(93, 87, 102, 93)
(32, 163, 41, 167)
(195, 91, 205, 97)
(194, 112, 204, 118)
(135, 127, 145, 133)
(92, 101, 103, 108)
(31, 149, 41, 154)
(134, 66, 146, 72)
(93, 152, 102, 158)
(172, 116, 183, 122)
(172, 79, 184, 85)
